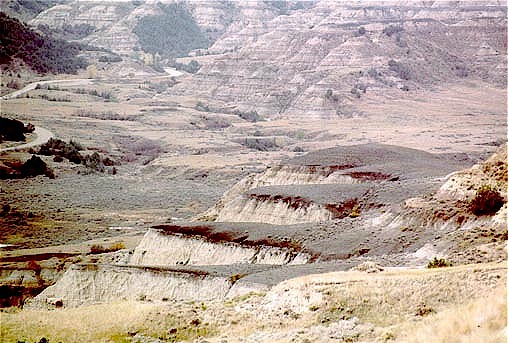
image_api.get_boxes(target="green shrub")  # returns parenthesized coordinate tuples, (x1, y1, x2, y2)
(69, 139, 84, 151)
(415, 303, 435, 316)
(468, 185, 504, 216)
(242, 137, 277, 151)
(367, 67, 382, 81)
(324, 89, 339, 102)
(174, 60, 201, 73)
(98, 54, 122, 63)
(427, 257, 452, 268)
(195, 101, 210, 112)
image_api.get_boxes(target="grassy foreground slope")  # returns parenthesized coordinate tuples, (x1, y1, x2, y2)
(1, 262, 505, 343)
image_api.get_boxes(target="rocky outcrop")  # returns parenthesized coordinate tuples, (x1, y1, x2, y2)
(171, 1, 507, 118)
(0, 263, 63, 307)
(437, 143, 507, 201)
(31, 2, 147, 55)
(199, 169, 384, 224)
(130, 229, 310, 266)
(26, 261, 276, 308)
(26, 264, 233, 308)
(213, 195, 333, 225)
(198, 144, 470, 224)
(198, 164, 367, 222)
(28, 1, 282, 56)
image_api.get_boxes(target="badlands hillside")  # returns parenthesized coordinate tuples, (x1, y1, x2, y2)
(24, 0, 507, 117)
(0, 1, 506, 343)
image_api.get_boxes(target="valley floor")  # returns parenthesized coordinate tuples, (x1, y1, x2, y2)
(0, 73, 506, 343)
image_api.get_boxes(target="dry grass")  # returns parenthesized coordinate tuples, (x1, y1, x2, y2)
(1, 299, 226, 343)
(311, 264, 506, 326)
(0, 301, 154, 343)
(395, 286, 507, 343)
(1, 263, 505, 343)
(260, 262, 507, 340)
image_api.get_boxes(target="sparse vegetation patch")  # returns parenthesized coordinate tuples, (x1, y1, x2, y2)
(35, 84, 117, 101)
(325, 199, 360, 219)
(229, 273, 246, 284)
(388, 59, 412, 80)
(233, 109, 262, 122)
(74, 109, 133, 121)
(382, 25, 404, 37)
(174, 60, 201, 73)
(345, 171, 391, 181)
(324, 89, 339, 102)
(241, 137, 278, 151)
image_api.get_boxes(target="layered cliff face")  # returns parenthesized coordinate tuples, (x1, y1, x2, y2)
(27, 1, 506, 118)
(28, 1, 282, 56)
(197, 164, 366, 223)
(130, 228, 310, 266)
(198, 143, 471, 224)
(213, 196, 335, 225)
(27, 264, 233, 308)
(30, 2, 152, 55)
(172, 1, 507, 118)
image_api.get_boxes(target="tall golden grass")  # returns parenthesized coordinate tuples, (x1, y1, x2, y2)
(397, 286, 507, 343)
(1, 301, 153, 343)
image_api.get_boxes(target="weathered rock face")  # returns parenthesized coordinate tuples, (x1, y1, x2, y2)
(130, 229, 310, 266)
(0, 266, 62, 307)
(437, 143, 507, 201)
(171, 1, 507, 118)
(31, 2, 147, 54)
(27, 264, 232, 308)
(29, 1, 506, 118)
(231, 165, 363, 190)
(198, 162, 391, 223)
(212, 195, 335, 225)
(28, 0, 282, 56)
(197, 143, 470, 224)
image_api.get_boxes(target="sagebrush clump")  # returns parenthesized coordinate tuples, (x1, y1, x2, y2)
(468, 185, 504, 216)
(427, 257, 452, 268)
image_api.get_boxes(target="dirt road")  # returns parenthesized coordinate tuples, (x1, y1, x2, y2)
(0, 126, 54, 152)
(1, 78, 92, 100)
(1, 78, 93, 150)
